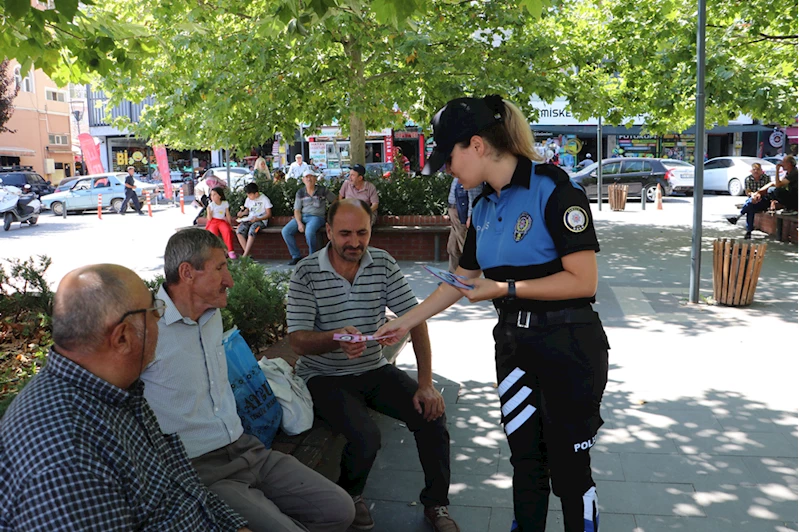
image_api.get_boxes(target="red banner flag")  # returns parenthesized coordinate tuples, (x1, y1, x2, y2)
(78, 133, 104, 174)
(385, 135, 394, 163)
(154, 145, 173, 200)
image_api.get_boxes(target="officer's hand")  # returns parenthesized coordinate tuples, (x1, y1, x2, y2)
(413, 384, 445, 422)
(458, 278, 505, 303)
(375, 318, 410, 346)
(336, 326, 367, 359)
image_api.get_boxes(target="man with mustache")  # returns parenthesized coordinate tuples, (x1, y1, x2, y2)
(286, 199, 460, 532)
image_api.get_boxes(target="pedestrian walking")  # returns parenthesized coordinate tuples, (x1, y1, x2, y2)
(120, 166, 145, 215)
(377, 95, 609, 532)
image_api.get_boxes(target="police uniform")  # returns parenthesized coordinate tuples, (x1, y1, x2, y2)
(460, 157, 609, 532)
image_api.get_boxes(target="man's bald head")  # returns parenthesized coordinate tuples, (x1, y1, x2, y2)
(52, 265, 142, 353)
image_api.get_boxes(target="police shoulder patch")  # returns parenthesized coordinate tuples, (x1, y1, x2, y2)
(563, 206, 588, 233)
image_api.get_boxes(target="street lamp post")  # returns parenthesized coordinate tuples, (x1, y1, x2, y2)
(70, 99, 85, 175)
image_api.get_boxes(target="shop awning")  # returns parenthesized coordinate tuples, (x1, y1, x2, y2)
(0, 146, 35, 157)
(532, 124, 774, 136)
(787, 127, 798, 140)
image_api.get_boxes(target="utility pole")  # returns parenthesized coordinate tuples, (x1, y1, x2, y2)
(689, 0, 707, 303)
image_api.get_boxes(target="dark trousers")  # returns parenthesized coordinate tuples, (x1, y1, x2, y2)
(740, 195, 771, 232)
(307, 364, 451, 508)
(121, 189, 142, 213)
(494, 310, 609, 532)
(770, 186, 797, 210)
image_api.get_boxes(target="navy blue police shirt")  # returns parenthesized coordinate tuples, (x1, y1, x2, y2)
(460, 157, 599, 312)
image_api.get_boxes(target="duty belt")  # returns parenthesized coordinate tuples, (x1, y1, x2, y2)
(498, 305, 596, 329)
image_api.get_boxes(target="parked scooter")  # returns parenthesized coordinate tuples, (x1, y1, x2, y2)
(0, 179, 42, 231)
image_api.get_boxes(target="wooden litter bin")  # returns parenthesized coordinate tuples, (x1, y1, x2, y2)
(712, 238, 767, 306)
(608, 183, 628, 211)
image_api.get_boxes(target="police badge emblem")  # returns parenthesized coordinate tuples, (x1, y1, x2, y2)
(514, 212, 532, 242)
(563, 206, 588, 233)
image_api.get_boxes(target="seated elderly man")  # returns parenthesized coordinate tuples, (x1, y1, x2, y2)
(728, 155, 798, 238)
(339, 164, 379, 225)
(282, 170, 337, 265)
(141, 229, 354, 532)
(0, 264, 250, 531)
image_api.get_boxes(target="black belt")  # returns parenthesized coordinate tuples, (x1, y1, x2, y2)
(498, 306, 596, 328)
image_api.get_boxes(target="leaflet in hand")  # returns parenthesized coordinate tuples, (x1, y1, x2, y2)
(423, 265, 473, 290)
(333, 333, 392, 343)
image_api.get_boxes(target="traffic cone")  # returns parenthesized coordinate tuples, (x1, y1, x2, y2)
(656, 183, 663, 210)
(179, 190, 185, 214)
(97, 193, 102, 220)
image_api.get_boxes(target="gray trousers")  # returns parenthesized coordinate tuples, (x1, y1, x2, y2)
(191, 434, 355, 532)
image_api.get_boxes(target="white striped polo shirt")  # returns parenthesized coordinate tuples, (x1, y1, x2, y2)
(287, 245, 418, 381)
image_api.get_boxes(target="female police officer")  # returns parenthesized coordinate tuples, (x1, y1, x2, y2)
(376, 95, 608, 532)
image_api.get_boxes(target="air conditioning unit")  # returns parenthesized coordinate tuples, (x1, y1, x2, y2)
(45, 158, 56, 174)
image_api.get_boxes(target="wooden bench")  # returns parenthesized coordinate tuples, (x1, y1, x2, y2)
(754, 211, 798, 243)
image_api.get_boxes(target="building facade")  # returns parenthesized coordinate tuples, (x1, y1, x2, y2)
(0, 61, 76, 183)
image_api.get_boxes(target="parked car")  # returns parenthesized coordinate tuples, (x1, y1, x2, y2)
(54, 177, 79, 193)
(0, 168, 54, 197)
(320, 166, 351, 181)
(569, 158, 673, 202)
(40, 173, 158, 215)
(202, 167, 253, 190)
(660, 159, 696, 196)
(763, 156, 784, 166)
(702, 157, 776, 196)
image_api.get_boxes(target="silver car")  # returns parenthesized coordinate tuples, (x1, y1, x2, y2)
(702, 157, 776, 196)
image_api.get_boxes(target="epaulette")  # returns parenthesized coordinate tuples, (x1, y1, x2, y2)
(534, 163, 571, 185)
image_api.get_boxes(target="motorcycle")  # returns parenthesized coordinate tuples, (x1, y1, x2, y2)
(0, 180, 42, 231)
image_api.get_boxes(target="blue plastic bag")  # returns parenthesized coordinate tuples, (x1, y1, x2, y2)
(222, 328, 282, 448)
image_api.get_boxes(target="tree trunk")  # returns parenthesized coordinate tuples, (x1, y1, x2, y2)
(350, 114, 365, 165)
(345, 39, 366, 166)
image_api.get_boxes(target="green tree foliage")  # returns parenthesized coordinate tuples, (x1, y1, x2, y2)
(539, 0, 798, 133)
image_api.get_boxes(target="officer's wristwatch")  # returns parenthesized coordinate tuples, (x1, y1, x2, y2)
(506, 279, 516, 301)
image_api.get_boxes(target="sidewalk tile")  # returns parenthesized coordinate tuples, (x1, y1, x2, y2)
(691, 481, 798, 523)
(668, 429, 798, 457)
(633, 515, 797, 532)
(611, 407, 725, 432)
(594, 480, 704, 516)
(594, 427, 682, 454)
(487, 508, 637, 532)
(374, 440, 501, 477)
(740, 457, 798, 490)
(620, 453, 750, 484)
(362, 501, 492, 532)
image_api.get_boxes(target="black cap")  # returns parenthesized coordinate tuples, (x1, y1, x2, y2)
(352, 164, 366, 176)
(422, 95, 504, 175)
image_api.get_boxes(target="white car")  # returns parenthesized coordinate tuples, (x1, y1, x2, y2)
(202, 167, 253, 191)
(703, 157, 776, 196)
(660, 159, 696, 196)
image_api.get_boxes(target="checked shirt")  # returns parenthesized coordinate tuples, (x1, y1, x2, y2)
(0, 350, 246, 531)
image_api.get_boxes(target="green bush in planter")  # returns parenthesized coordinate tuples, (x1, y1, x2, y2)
(146, 258, 289, 353)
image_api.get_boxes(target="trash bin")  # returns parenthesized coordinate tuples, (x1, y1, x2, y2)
(608, 183, 628, 211)
(712, 238, 767, 306)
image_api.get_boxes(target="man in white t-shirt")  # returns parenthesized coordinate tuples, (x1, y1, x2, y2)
(286, 154, 311, 180)
(235, 183, 273, 257)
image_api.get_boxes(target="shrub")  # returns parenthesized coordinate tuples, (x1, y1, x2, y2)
(224, 171, 452, 217)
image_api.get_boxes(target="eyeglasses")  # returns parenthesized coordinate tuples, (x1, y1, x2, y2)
(116, 298, 167, 326)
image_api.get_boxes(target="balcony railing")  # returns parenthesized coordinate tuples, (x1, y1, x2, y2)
(87, 87, 155, 128)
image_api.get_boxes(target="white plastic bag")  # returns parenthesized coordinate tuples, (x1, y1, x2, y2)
(257, 357, 314, 436)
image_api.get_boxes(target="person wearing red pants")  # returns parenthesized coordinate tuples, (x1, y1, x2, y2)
(205, 187, 237, 259)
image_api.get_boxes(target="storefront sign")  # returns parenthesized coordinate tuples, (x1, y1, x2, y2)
(617, 135, 658, 157)
(769, 130, 785, 148)
(660, 134, 695, 162)
(309, 142, 326, 163)
(395, 131, 419, 139)
(385, 135, 394, 163)
(78, 133, 105, 174)
(154, 145, 173, 199)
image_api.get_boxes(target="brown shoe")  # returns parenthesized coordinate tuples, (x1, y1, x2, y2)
(351, 496, 375, 530)
(424, 505, 460, 532)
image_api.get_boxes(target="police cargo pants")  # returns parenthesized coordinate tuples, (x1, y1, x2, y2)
(494, 312, 609, 532)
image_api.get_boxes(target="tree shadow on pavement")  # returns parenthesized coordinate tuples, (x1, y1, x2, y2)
(362, 364, 798, 532)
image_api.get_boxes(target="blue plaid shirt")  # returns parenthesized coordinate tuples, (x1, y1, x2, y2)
(0, 350, 246, 531)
